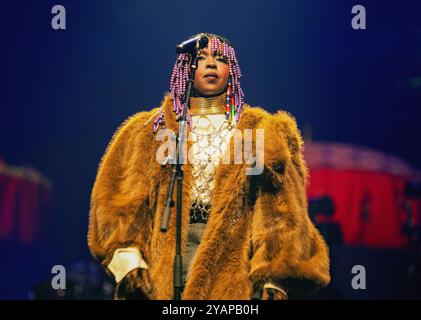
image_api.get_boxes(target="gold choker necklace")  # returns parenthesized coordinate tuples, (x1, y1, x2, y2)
(189, 93, 226, 116)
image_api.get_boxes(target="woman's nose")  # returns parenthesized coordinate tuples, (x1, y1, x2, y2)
(206, 58, 217, 69)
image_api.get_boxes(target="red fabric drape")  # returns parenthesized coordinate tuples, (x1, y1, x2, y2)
(0, 173, 51, 245)
(0, 175, 19, 239)
(307, 169, 413, 248)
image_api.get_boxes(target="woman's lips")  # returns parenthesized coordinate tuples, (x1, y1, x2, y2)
(204, 72, 219, 79)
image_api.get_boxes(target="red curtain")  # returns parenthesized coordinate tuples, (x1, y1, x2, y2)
(0, 173, 51, 245)
(307, 168, 416, 248)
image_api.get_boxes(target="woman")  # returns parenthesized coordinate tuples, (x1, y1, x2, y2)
(87, 33, 330, 300)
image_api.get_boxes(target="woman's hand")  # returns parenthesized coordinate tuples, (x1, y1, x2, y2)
(114, 268, 153, 300)
(261, 287, 288, 300)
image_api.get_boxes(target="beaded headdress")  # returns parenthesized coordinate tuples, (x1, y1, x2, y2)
(152, 33, 244, 132)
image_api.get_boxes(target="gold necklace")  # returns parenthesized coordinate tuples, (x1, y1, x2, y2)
(189, 92, 226, 116)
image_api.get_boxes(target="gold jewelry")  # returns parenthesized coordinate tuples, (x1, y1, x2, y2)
(190, 92, 226, 116)
(190, 115, 230, 136)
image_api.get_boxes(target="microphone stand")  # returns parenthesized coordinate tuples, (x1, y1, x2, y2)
(160, 42, 200, 300)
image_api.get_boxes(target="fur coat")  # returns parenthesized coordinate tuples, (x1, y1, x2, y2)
(87, 93, 330, 300)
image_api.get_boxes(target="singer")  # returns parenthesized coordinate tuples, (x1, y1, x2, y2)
(87, 33, 330, 300)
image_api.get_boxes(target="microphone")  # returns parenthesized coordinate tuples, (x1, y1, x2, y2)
(176, 34, 209, 54)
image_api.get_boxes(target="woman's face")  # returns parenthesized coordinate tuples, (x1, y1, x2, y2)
(193, 44, 230, 96)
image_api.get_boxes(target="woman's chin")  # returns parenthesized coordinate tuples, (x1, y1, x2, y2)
(194, 87, 225, 96)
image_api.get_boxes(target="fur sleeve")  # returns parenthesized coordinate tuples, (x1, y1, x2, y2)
(249, 111, 330, 298)
(87, 111, 155, 274)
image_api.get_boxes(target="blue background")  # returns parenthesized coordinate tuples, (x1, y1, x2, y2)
(1, 0, 420, 298)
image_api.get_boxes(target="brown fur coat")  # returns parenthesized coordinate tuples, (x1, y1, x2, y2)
(87, 94, 330, 300)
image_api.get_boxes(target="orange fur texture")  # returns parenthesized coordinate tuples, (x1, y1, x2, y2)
(87, 93, 330, 300)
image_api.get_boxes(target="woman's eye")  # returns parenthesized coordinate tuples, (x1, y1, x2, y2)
(217, 57, 228, 63)
(197, 56, 205, 60)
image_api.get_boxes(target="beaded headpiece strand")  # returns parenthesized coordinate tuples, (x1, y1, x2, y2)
(152, 33, 244, 132)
